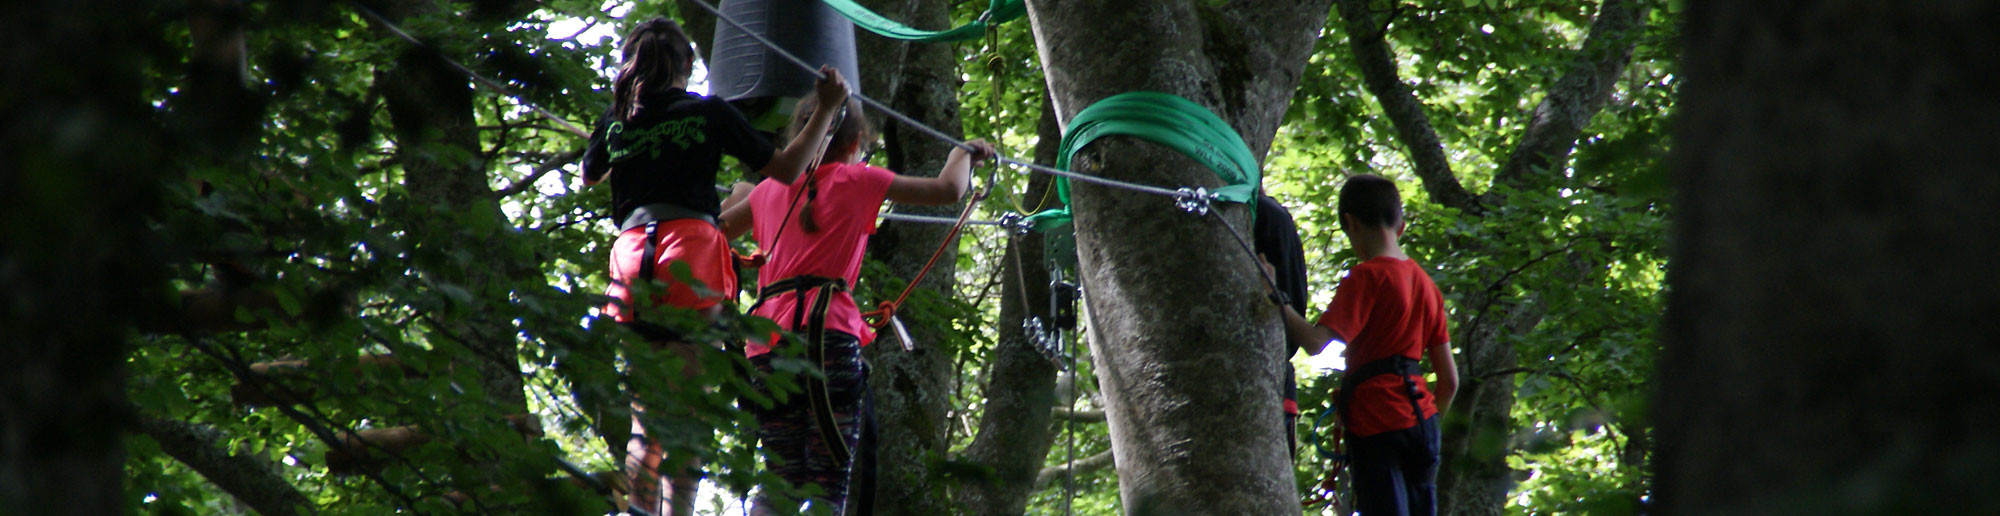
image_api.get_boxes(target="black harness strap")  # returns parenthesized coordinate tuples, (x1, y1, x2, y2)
(638, 221, 662, 283)
(752, 275, 854, 465)
(1334, 354, 1427, 429)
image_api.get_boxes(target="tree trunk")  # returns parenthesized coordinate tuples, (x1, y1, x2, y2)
(376, 0, 530, 414)
(1024, 2, 1330, 514)
(955, 94, 1065, 515)
(1658, 1, 2000, 514)
(852, 0, 970, 514)
(0, 2, 166, 514)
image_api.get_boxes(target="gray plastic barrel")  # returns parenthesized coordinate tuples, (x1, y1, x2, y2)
(708, 0, 861, 131)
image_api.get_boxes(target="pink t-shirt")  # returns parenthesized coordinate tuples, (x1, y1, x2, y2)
(743, 162, 896, 356)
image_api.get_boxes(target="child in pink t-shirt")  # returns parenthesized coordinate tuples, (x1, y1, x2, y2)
(718, 95, 993, 515)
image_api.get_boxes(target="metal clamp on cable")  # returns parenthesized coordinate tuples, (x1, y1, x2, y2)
(1174, 186, 1214, 215)
(999, 213, 1033, 235)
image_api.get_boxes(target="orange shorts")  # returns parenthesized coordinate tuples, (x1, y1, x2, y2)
(604, 218, 737, 322)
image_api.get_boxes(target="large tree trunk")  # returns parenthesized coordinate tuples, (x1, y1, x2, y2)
(1658, 1, 2000, 514)
(853, 0, 971, 514)
(0, 2, 165, 514)
(955, 94, 1065, 515)
(1024, 2, 1330, 514)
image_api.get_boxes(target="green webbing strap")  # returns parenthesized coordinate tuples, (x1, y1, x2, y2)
(1024, 91, 1262, 233)
(821, 0, 1025, 42)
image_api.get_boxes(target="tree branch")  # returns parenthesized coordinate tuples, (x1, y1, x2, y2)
(1333, 0, 1478, 212)
(133, 411, 315, 516)
(1050, 407, 1105, 422)
(1035, 449, 1114, 489)
(493, 149, 582, 198)
(1490, 0, 1648, 193)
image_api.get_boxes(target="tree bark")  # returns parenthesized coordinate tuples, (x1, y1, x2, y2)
(955, 94, 1065, 516)
(134, 413, 315, 516)
(1024, 2, 1330, 514)
(852, 0, 968, 514)
(1658, 1, 2000, 514)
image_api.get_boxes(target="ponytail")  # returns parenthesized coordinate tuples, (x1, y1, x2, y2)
(611, 18, 694, 122)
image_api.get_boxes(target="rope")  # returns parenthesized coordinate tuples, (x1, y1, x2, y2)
(860, 186, 987, 329)
(1300, 400, 1349, 510)
(712, 185, 1011, 227)
(1059, 264, 1078, 516)
(347, 0, 591, 139)
(820, 0, 1025, 42)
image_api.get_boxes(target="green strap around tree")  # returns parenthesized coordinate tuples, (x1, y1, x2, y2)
(1023, 91, 1262, 234)
(821, 0, 1025, 42)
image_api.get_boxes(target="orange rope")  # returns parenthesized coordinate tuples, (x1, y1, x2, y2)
(862, 188, 986, 329)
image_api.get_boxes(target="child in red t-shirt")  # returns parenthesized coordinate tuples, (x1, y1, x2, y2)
(717, 95, 994, 515)
(1271, 174, 1459, 516)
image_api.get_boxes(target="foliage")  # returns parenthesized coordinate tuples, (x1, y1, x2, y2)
(117, 0, 1670, 514)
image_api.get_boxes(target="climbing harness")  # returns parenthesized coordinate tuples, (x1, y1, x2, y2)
(820, 0, 1025, 42)
(747, 275, 856, 465)
(1336, 355, 1428, 427)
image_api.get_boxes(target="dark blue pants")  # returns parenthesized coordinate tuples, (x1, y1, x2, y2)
(1348, 415, 1440, 516)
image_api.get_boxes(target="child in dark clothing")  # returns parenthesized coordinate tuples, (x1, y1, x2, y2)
(1270, 174, 1459, 516)
(580, 17, 848, 516)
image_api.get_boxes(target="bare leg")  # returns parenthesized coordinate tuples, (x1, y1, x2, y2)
(628, 340, 710, 516)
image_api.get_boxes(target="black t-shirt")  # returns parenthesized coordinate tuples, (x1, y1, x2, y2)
(1253, 194, 1310, 403)
(582, 89, 775, 226)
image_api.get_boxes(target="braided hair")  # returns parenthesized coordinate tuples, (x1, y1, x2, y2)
(784, 94, 870, 233)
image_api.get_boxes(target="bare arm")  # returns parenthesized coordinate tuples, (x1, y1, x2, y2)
(1262, 255, 1340, 355)
(754, 66, 848, 185)
(1279, 303, 1340, 356)
(884, 140, 994, 205)
(718, 182, 756, 239)
(1427, 340, 1459, 414)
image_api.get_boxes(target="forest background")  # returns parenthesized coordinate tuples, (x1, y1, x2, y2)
(1, 0, 1676, 514)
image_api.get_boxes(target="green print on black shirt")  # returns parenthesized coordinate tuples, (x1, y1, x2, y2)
(607, 116, 708, 161)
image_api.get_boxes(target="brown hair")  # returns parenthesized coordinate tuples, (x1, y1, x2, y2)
(610, 18, 694, 122)
(785, 94, 870, 233)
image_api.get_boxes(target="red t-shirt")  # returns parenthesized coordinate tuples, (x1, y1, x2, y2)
(743, 162, 896, 356)
(1317, 256, 1448, 437)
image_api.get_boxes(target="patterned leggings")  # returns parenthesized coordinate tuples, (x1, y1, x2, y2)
(749, 330, 867, 515)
